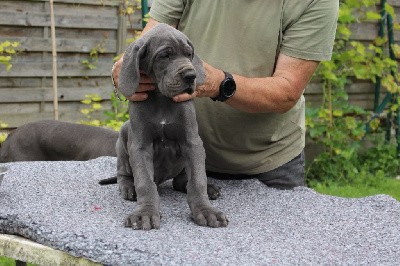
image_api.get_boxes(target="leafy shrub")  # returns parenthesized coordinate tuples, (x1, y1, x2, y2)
(0, 40, 20, 71)
(306, 0, 399, 185)
(0, 121, 8, 144)
(80, 93, 128, 131)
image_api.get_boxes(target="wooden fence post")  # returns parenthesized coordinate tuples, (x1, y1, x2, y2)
(117, 3, 127, 55)
(49, 0, 59, 120)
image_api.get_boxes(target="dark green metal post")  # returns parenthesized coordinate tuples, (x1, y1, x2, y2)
(386, 9, 400, 156)
(141, 0, 149, 28)
(369, 0, 399, 157)
(374, 0, 386, 112)
(397, 105, 400, 158)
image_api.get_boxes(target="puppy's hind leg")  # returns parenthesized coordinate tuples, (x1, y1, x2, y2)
(173, 170, 221, 200)
(117, 170, 137, 201)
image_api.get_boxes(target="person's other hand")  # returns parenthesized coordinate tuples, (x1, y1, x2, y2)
(112, 57, 155, 101)
(128, 72, 156, 101)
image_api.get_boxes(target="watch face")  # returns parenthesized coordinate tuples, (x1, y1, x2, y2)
(223, 78, 236, 97)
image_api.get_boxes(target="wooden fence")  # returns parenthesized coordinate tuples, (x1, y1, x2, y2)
(0, 0, 399, 128)
(0, 0, 145, 128)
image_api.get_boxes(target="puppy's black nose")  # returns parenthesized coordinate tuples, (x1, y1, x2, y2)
(182, 69, 196, 84)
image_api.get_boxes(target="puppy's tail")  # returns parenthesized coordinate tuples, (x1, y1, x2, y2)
(98, 176, 117, 185)
(0, 135, 7, 163)
(0, 129, 13, 163)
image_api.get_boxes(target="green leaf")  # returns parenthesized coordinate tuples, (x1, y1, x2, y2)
(81, 109, 90, 115)
(374, 37, 387, 46)
(81, 99, 92, 104)
(333, 110, 343, 117)
(353, 66, 368, 79)
(338, 6, 355, 23)
(369, 118, 380, 131)
(0, 55, 11, 62)
(337, 24, 352, 39)
(5, 48, 16, 54)
(384, 3, 395, 18)
(366, 11, 381, 21)
(91, 95, 102, 102)
(90, 49, 98, 56)
(92, 103, 102, 110)
(126, 6, 134, 14)
(2, 40, 11, 47)
(390, 104, 399, 112)
(345, 116, 357, 130)
(392, 44, 400, 58)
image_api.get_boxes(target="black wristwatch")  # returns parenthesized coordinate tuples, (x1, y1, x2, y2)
(211, 71, 236, 102)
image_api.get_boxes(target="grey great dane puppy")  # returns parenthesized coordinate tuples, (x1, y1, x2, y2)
(116, 23, 228, 230)
(0, 120, 118, 162)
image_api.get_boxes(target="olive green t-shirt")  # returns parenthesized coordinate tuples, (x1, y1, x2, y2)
(150, 0, 339, 174)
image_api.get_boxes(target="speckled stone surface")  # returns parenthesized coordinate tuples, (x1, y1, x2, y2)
(1, 157, 399, 265)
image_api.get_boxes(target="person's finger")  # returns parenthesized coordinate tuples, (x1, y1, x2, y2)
(140, 73, 154, 84)
(136, 73, 156, 93)
(137, 83, 156, 93)
(173, 91, 198, 102)
(127, 92, 149, 102)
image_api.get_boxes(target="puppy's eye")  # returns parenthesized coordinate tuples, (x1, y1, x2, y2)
(159, 52, 170, 59)
(187, 52, 193, 58)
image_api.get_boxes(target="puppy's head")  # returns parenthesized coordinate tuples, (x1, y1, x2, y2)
(119, 23, 206, 98)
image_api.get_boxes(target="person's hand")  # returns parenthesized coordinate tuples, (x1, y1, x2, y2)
(112, 57, 156, 101)
(172, 62, 225, 102)
(129, 72, 156, 101)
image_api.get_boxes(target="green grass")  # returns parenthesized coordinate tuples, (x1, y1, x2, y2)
(310, 177, 400, 201)
(0, 257, 36, 266)
(0, 257, 16, 266)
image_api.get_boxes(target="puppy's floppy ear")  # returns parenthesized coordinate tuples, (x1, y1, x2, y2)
(119, 39, 147, 98)
(193, 54, 206, 86)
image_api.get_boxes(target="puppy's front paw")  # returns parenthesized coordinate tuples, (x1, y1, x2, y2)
(191, 206, 228, 228)
(117, 176, 136, 201)
(124, 206, 161, 230)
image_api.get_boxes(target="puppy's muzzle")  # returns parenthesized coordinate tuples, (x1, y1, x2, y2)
(181, 68, 196, 94)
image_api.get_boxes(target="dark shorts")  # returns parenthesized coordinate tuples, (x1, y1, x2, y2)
(206, 151, 305, 190)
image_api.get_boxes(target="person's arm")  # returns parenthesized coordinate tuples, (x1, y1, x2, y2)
(113, 18, 319, 114)
(174, 54, 319, 114)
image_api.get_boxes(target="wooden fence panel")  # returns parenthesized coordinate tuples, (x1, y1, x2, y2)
(0, 0, 143, 127)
